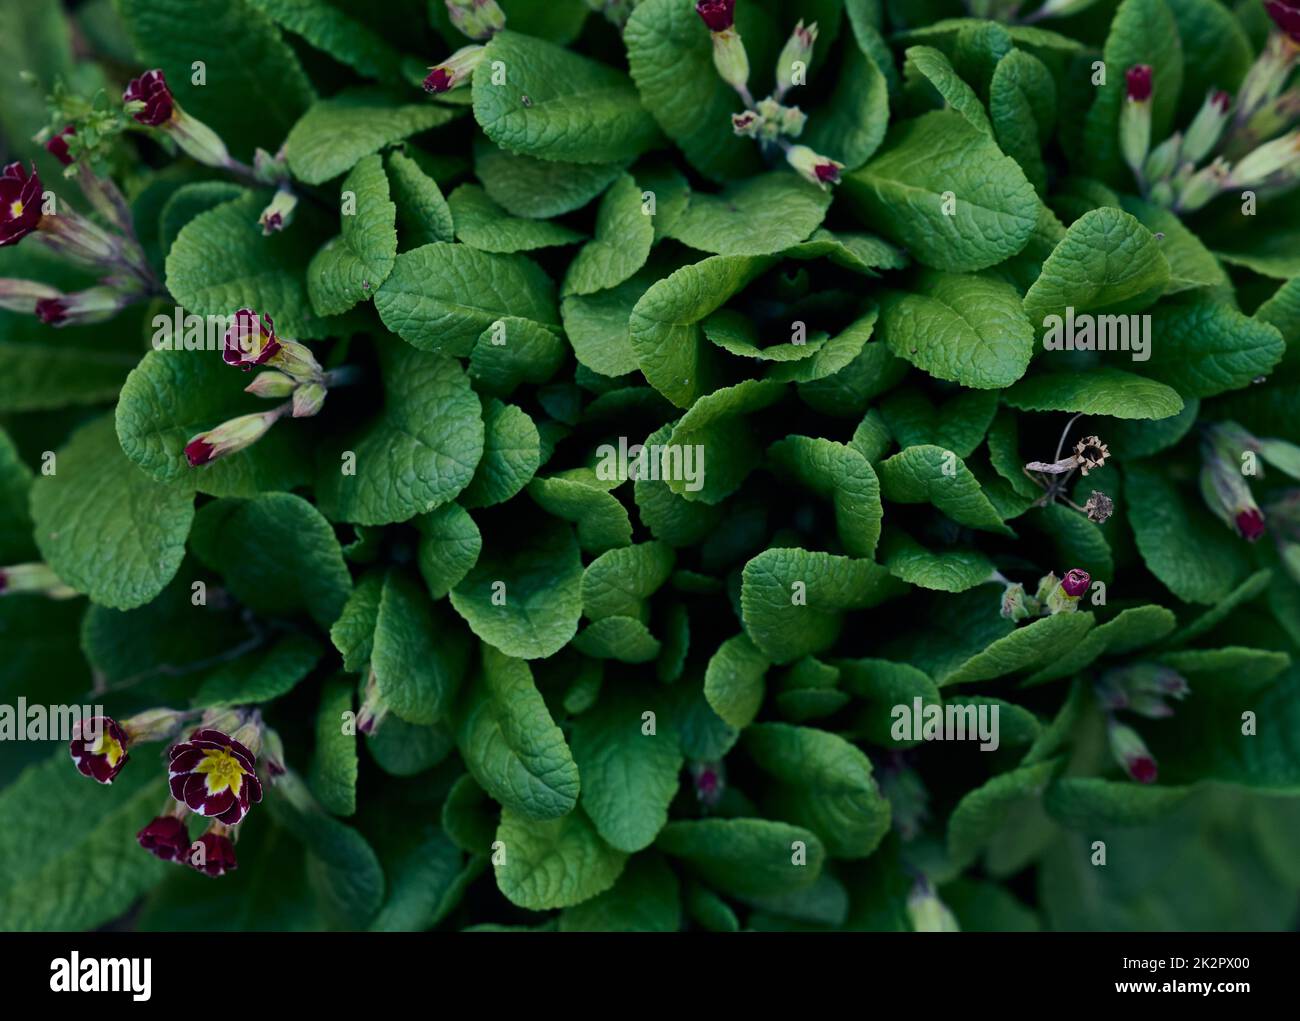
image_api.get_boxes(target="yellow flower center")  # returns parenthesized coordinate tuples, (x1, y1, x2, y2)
(9, 200, 24, 218)
(195, 747, 247, 797)
(90, 732, 125, 767)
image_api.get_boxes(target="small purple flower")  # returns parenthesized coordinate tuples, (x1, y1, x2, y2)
(223, 308, 281, 370)
(137, 815, 191, 863)
(123, 69, 175, 127)
(1267, 0, 1300, 44)
(189, 825, 238, 878)
(45, 125, 75, 167)
(1061, 568, 1091, 598)
(1236, 508, 1267, 542)
(1126, 65, 1153, 102)
(69, 715, 130, 784)
(695, 0, 735, 32)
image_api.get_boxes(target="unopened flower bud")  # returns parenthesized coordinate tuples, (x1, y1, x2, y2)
(732, 110, 763, 137)
(0, 562, 77, 598)
(424, 44, 486, 93)
(1143, 132, 1182, 182)
(776, 20, 818, 96)
(1107, 719, 1158, 783)
(258, 187, 297, 235)
(710, 27, 750, 93)
(690, 760, 725, 808)
(1200, 423, 1266, 540)
(695, 0, 735, 31)
(190, 822, 238, 878)
(446, 0, 505, 41)
(121, 707, 189, 744)
(0, 277, 61, 313)
(245, 370, 296, 398)
(44, 124, 76, 166)
(292, 382, 327, 418)
(785, 144, 843, 189)
(357, 667, 390, 736)
(185, 410, 280, 468)
(1174, 156, 1231, 212)
(35, 286, 128, 328)
(1226, 128, 1300, 187)
(69, 715, 130, 784)
(270, 339, 324, 382)
(907, 878, 960, 932)
(1181, 90, 1232, 164)
(1120, 65, 1154, 179)
(999, 582, 1034, 621)
(137, 806, 191, 864)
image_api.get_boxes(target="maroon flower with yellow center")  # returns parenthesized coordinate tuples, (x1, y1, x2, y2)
(123, 69, 175, 127)
(168, 728, 263, 825)
(190, 826, 237, 878)
(45, 125, 75, 167)
(69, 715, 130, 784)
(0, 162, 44, 247)
(137, 815, 192, 863)
(222, 308, 281, 370)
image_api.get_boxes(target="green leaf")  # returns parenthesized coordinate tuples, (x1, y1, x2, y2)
(558, 852, 681, 931)
(117, 0, 315, 161)
(665, 379, 786, 503)
(625, 0, 764, 181)
(1168, 569, 1273, 646)
(948, 759, 1059, 869)
(1142, 299, 1284, 398)
(562, 173, 654, 296)
(656, 818, 826, 899)
(903, 45, 992, 136)
(494, 806, 627, 909)
(1169, 0, 1252, 123)
(634, 423, 725, 547)
(665, 174, 831, 257)
(879, 387, 998, 458)
(475, 144, 625, 218)
(450, 518, 583, 658)
(561, 266, 656, 377)
(116, 344, 312, 498)
(767, 436, 883, 557)
(0, 754, 166, 931)
(442, 774, 497, 855)
(1125, 462, 1247, 603)
(1045, 777, 1191, 828)
(582, 540, 675, 621)
(472, 30, 659, 164)
(837, 657, 942, 748)
(416, 504, 482, 600)
(740, 547, 898, 664)
(330, 571, 383, 672)
(0, 309, 138, 413)
(315, 343, 485, 526)
(387, 151, 455, 247)
(458, 646, 581, 820)
(448, 184, 585, 253)
(30, 416, 192, 610)
(629, 254, 775, 407)
(878, 271, 1034, 389)
(374, 242, 558, 357)
(286, 88, 460, 184)
(571, 616, 661, 662)
(941, 612, 1095, 686)
(1081, 0, 1184, 186)
(190, 492, 352, 628)
(307, 154, 398, 316)
(1022, 207, 1171, 325)
(460, 399, 540, 509)
(989, 49, 1055, 194)
(771, 309, 887, 385)
(803, 31, 890, 169)
(0, 427, 33, 563)
(166, 191, 334, 338)
(373, 570, 468, 724)
(879, 530, 995, 593)
(469, 316, 567, 396)
(158, 181, 248, 257)
(1004, 367, 1184, 419)
(310, 675, 358, 816)
(1120, 195, 1230, 295)
(528, 469, 633, 554)
(570, 685, 682, 853)
(706, 310, 828, 362)
(783, 229, 908, 277)
(704, 633, 770, 729)
(744, 723, 890, 859)
(1022, 604, 1176, 686)
(878, 445, 1013, 535)
(842, 110, 1038, 272)
(248, 0, 409, 85)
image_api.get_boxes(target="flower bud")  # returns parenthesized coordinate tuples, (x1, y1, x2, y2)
(695, 0, 735, 31)
(1181, 91, 1232, 164)
(168, 728, 263, 825)
(69, 715, 130, 784)
(245, 370, 296, 399)
(123, 69, 175, 127)
(907, 878, 960, 932)
(785, 144, 843, 189)
(776, 20, 818, 96)
(121, 707, 190, 744)
(190, 822, 238, 878)
(44, 124, 76, 166)
(1226, 128, 1300, 187)
(137, 806, 191, 864)
(1174, 156, 1230, 213)
(1266, 0, 1300, 45)
(1044, 568, 1088, 613)
(184, 410, 280, 468)
(710, 27, 750, 93)
(357, 667, 390, 736)
(1142, 132, 1182, 182)
(269, 339, 325, 382)
(1107, 720, 1158, 784)
(0, 562, 77, 598)
(690, 760, 725, 808)
(35, 286, 128, 328)
(999, 582, 1036, 621)
(292, 382, 327, 419)
(1061, 568, 1091, 598)
(1120, 65, 1153, 178)
(1200, 423, 1266, 541)
(258, 187, 297, 235)
(424, 44, 485, 93)
(446, 0, 505, 41)
(732, 110, 764, 137)
(0, 277, 62, 313)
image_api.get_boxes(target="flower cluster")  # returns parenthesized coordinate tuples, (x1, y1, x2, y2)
(694, 1, 844, 189)
(1122, 2, 1300, 212)
(68, 708, 269, 878)
(998, 567, 1091, 621)
(422, 0, 504, 94)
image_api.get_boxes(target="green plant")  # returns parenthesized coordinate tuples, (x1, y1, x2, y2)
(1, 0, 1299, 933)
